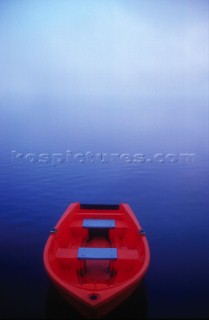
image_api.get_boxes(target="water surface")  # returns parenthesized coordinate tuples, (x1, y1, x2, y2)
(0, 97, 209, 319)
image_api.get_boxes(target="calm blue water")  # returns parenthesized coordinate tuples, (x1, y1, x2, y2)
(1, 96, 209, 319)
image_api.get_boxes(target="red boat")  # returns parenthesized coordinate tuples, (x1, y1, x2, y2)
(43, 202, 150, 318)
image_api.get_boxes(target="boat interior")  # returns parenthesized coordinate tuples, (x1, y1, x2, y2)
(48, 207, 145, 287)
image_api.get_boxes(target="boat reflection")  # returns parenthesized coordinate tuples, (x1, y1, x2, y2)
(45, 280, 148, 319)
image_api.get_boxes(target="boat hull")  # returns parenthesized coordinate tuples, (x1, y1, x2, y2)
(43, 202, 150, 318)
(52, 277, 141, 318)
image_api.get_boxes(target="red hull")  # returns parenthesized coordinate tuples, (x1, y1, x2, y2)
(56, 278, 140, 318)
(43, 202, 150, 318)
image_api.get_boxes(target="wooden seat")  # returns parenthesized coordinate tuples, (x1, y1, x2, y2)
(77, 247, 117, 276)
(82, 219, 115, 229)
(78, 247, 117, 260)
